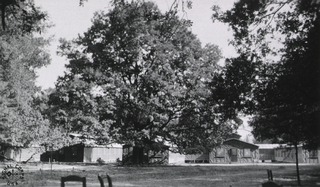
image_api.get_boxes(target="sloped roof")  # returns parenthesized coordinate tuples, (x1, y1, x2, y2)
(255, 144, 306, 150)
(223, 138, 259, 149)
(255, 144, 284, 149)
(84, 143, 123, 148)
(274, 144, 304, 149)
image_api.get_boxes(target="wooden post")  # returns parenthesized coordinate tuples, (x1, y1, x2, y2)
(267, 169, 273, 181)
(50, 145, 53, 175)
(294, 143, 301, 186)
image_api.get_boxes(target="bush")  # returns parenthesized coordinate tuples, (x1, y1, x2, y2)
(97, 158, 105, 165)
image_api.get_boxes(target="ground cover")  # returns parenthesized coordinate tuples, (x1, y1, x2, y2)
(0, 163, 319, 187)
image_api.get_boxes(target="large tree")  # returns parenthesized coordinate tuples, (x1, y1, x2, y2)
(213, 0, 320, 185)
(50, 0, 237, 162)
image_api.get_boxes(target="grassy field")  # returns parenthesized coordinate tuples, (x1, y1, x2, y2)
(0, 163, 320, 187)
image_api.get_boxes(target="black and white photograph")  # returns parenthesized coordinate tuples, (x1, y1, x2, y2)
(0, 0, 319, 186)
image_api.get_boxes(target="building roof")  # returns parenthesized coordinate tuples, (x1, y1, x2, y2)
(84, 143, 123, 148)
(256, 144, 306, 149)
(255, 144, 283, 149)
(223, 138, 259, 149)
(274, 144, 303, 149)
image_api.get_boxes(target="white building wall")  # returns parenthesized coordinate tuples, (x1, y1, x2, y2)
(4, 148, 41, 162)
(168, 152, 185, 164)
(84, 147, 122, 163)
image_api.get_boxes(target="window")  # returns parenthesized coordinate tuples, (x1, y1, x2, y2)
(309, 150, 318, 158)
(243, 149, 251, 157)
(230, 148, 237, 156)
(215, 148, 225, 157)
(282, 150, 286, 157)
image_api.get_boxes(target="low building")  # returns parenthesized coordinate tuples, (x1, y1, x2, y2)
(84, 143, 122, 163)
(255, 144, 282, 162)
(122, 144, 169, 164)
(2, 146, 42, 162)
(168, 151, 185, 164)
(274, 145, 320, 163)
(40, 143, 123, 163)
(209, 139, 259, 163)
(184, 146, 209, 163)
(185, 139, 259, 164)
(185, 151, 209, 163)
(122, 143, 186, 165)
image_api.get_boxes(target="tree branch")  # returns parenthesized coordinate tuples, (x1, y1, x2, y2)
(251, 1, 290, 31)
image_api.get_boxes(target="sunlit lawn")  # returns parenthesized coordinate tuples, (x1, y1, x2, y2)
(1, 163, 320, 187)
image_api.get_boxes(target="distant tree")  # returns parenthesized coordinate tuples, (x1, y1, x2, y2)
(51, 0, 237, 163)
(213, 0, 320, 185)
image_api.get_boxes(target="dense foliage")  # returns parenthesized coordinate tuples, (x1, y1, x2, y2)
(213, 0, 320, 149)
(213, 0, 320, 184)
(50, 0, 239, 154)
(0, 0, 64, 151)
(0, 0, 47, 32)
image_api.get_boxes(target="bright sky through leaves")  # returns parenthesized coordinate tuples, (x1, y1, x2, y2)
(35, 0, 237, 90)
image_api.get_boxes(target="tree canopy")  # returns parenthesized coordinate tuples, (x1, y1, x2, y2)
(49, 0, 238, 154)
(0, 0, 64, 151)
(0, 0, 47, 33)
(213, 0, 320, 184)
(213, 0, 320, 148)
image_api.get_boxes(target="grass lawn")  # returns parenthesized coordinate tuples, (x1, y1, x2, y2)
(1, 163, 320, 187)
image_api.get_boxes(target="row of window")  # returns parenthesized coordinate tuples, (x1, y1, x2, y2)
(215, 148, 252, 158)
(275, 150, 318, 158)
(275, 150, 293, 158)
(310, 150, 318, 158)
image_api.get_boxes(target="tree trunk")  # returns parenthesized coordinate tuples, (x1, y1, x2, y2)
(132, 146, 144, 164)
(294, 143, 301, 186)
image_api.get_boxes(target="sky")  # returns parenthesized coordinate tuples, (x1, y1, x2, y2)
(33, 0, 253, 141)
(34, 0, 237, 90)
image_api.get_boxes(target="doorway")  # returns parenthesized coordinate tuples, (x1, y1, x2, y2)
(229, 148, 238, 162)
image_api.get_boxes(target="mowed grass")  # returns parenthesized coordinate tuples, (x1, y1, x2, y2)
(2, 164, 320, 187)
